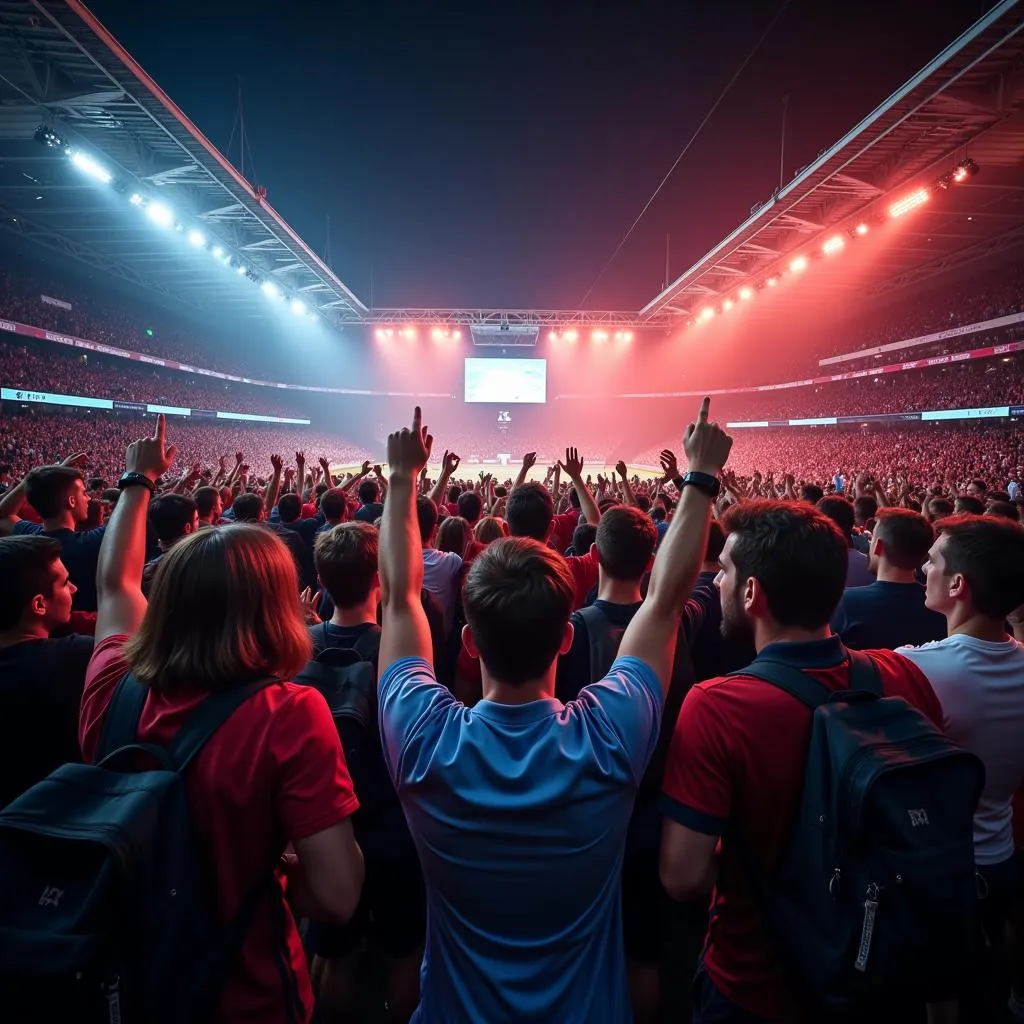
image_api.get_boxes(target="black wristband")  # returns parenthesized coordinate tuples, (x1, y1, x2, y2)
(117, 471, 155, 494)
(680, 471, 721, 498)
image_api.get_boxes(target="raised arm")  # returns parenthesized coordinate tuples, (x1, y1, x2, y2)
(616, 461, 637, 507)
(265, 454, 284, 517)
(318, 456, 336, 488)
(428, 450, 459, 505)
(379, 408, 435, 672)
(513, 451, 537, 491)
(618, 399, 732, 696)
(558, 447, 601, 526)
(342, 460, 372, 494)
(95, 415, 177, 644)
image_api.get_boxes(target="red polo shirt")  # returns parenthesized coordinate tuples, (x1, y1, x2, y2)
(661, 637, 942, 1022)
(80, 636, 359, 1024)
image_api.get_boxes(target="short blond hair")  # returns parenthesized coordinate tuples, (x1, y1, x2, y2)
(125, 523, 310, 692)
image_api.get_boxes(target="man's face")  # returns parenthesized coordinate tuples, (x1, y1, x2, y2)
(967, 482, 985, 499)
(211, 494, 223, 518)
(69, 478, 90, 523)
(42, 558, 76, 628)
(922, 535, 954, 615)
(717, 535, 754, 644)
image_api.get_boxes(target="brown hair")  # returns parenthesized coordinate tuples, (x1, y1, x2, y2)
(474, 515, 505, 545)
(125, 523, 310, 692)
(314, 522, 379, 609)
(436, 515, 471, 556)
(462, 537, 574, 685)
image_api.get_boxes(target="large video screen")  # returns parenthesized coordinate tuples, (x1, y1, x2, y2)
(464, 358, 547, 404)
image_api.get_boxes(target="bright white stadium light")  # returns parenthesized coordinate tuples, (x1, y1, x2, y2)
(822, 234, 845, 256)
(211, 245, 223, 258)
(699, 307, 715, 321)
(453, 329, 462, 340)
(290, 298, 306, 316)
(129, 192, 144, 206)
(146, 202, 174, 228)
(261, 280, 282, 300)
(236, 263, 247, 275)
(723, 299, 734, 311)
(70, 150, 112, 184)
(789, 255, 808, 274)
(739, 286, 753, 301)
(187, 229, 206, 248)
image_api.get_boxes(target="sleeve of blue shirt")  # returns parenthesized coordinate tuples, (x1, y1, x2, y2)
(12, 521, 43, 535)
(573, 656, 663, 785)
(378, 656, 459, 787)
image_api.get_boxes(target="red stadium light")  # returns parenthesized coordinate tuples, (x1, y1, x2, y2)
(722, 299, 734, 311)
(739, 286, 753, 301)
(592, 329, 608, 343)
(453, 329, 462, 340)
(822, 234, 845, 255)
(789, 255, 808, 274)
(855, 222, 869, 236)
(548, 330, 559, 342)
(699, 306, 715, 321)
(431, 327, 444, 341)
(766, 276, 777, 287)
(953, 166, 968, 183)
(622, 330, 633, 342)
(889, 187, 929, 218)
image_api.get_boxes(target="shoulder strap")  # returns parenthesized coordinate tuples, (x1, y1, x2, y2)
(847, 648, 883, 695)
(732, 647, 883, 709)
(577, 604, 620, 685)
(169, 678, 279, 772)
(730, 659, 832, 710)
(96, 672, 148, 761)
(351, 627, 382, 662)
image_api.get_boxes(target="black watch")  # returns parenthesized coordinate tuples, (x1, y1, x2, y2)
(117, 471, 155, 494)
(680, 471, 721, 498)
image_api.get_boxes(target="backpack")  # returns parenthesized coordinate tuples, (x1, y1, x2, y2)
(731, 650, 985, 1012)
(0, 673, 276, 1024)
(573, 603, 694, 795)
(294, 625, 384, 811)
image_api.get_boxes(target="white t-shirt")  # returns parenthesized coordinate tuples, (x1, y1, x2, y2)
(422, 547, 463, 632)
(897, 633, 1024, 865)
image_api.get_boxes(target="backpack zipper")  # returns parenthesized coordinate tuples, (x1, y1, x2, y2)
(854, 883, 880, 972)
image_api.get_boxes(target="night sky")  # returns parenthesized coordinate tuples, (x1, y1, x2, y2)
(89, 0, 995, 312)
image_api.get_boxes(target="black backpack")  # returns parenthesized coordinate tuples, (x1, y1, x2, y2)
(732, 650, 985, 1012)
(294, 625, 383, 810)
(573, 603, 694, 794)
(0, 673, 276, 1024)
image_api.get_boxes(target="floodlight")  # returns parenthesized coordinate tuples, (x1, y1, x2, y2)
(70, 150, 112, 184)
(146, 202, 174, 228)
(261, 281, 281, 299)
(187, 229, 206, 248)
(290, 298, 306, 316)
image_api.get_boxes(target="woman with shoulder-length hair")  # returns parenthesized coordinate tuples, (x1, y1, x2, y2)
(436, 514, 472, 558)
(79, 416, 364, 1024)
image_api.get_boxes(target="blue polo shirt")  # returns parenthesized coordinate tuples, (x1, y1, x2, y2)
(378, 655, 662, 1023)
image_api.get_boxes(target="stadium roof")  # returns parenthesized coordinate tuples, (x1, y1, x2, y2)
(0, 0, 367, 324)
(639, 0, 1024, 325)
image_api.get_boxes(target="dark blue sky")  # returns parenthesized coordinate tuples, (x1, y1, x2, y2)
(89, 0, 991, 311)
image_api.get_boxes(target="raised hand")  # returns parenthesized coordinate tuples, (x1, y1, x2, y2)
(300, 586, 322, 625)
(559, 447, 585, 480)
(522, 451, 538, 471)
(444, 451, 461, 473)
(235, 451, 244, 465)
(682, 397, 733, 478)
(284, 467, 296, 483)
(360, 459, 372, 476)
(60, 451, 89, 469)
(295, 451, 306, 465)
(659, 449, 679, 480)
(387, 406, 433, 478)
(615, 460, 628, 479)
(270, 453, 283, 473)
(373, 464, 384, 478)
(125, 413, 177, 482)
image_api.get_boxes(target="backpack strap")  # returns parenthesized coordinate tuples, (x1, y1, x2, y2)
(96, 672, 149, 761)
(169, 678, 279, 772)
(350, 626, 382, 663)
(576, 604, 621, 684)
(732, 648, 883, 709)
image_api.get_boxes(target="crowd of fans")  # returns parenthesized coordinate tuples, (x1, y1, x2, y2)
(0, 391, 1022, 1024)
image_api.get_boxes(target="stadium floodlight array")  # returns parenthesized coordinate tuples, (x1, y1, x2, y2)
(684, 156, 979, 330)
(35, 124, 320, 321)
(548, 328, 633, 344)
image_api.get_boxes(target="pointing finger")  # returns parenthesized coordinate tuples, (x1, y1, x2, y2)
(698, 397, 710, 424)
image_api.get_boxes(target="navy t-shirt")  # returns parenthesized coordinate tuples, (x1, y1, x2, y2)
(0, 635, 93, 807)
(12, 523, 105, 611)
(831, 580, 947, 651)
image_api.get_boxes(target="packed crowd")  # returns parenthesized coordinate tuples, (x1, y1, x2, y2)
(0, 393, 1022, 1024)
(0, 338, 309, 418)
